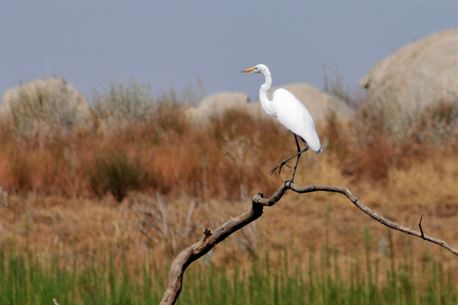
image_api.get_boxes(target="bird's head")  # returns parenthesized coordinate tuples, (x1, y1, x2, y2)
(241, 64, 268, 74)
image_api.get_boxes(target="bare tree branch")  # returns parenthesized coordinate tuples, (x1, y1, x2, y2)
(159, 181, 458, 305)
(281, 182, 458, 256)
(159, 203, 263, 305)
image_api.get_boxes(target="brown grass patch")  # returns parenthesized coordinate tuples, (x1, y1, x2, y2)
(0, 86, 457, 275)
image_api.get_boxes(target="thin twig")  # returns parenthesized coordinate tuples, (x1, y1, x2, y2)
(156, 193, 169, 238)
(419, 215, 425, 239)
(182, 201, 197, 240)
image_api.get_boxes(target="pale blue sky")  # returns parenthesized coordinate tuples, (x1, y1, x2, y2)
(1, 1, 457, 100)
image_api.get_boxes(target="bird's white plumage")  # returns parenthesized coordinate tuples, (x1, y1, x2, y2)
(271, 88, 321, 152)
(243, 64, 321, 153)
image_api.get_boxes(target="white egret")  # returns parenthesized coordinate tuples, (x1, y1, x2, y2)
(242, 64, 321, 181)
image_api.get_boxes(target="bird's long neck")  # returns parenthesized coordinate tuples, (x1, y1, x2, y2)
(259, 68, 273, 115)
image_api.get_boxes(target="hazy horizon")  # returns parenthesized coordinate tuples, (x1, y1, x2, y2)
(1, 1, 457, 101)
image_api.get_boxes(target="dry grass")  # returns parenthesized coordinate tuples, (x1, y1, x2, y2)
(0, 83, 456, 199)
(0, 101, 287, 200)
(1, 155, 457, 276)
(0, 83, 457, 275)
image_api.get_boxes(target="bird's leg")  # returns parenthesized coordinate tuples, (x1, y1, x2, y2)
(290, 135, 302, 182)
(269, 135, 309, 176)
(268, 157, 293, 176)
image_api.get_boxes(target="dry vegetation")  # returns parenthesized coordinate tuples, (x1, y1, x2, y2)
(0, 81, 457, 276)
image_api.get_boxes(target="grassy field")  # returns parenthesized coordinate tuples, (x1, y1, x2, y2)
(1, 242, 456, 305)
(0, 81, 457, 304)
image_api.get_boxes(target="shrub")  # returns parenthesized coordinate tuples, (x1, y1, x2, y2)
(88, 150, 148, 201)
(409, 100, 458, 146)
(10, 155, 32, 192)
(93, 81, 155, 131)
(0, 78, 91, 138)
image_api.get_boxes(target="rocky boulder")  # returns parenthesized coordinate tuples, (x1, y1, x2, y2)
(278, 83, 354, 122)
(186, 91, 256, 123)
(188, 84, 353, 125)
(360, 30, 458, 134)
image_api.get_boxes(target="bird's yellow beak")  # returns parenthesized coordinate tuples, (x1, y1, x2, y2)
(241, 66, 257, 73)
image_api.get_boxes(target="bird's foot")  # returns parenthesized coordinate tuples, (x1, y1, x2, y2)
(269, 159, 292, 175)
(284, 180, 293, 188)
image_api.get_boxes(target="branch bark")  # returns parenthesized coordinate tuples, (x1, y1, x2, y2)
(159, 181, 458, 305)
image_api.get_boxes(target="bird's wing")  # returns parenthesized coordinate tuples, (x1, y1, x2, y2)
(272, 88, 322, 153)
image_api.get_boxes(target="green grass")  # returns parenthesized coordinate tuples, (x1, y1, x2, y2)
(0, 245, 456, 305)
